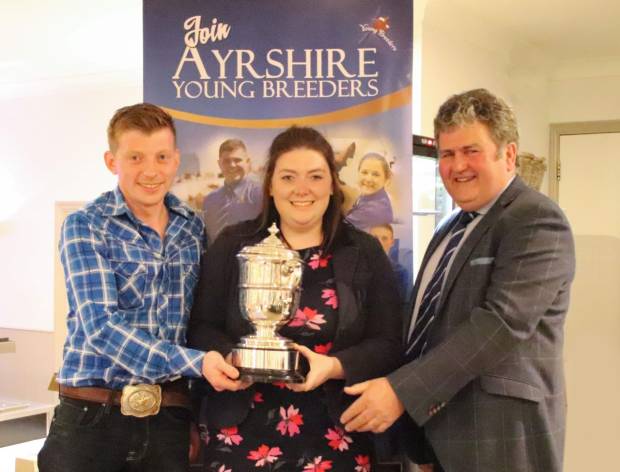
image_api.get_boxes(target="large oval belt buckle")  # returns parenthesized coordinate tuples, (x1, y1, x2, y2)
(120, 384, 162, 417)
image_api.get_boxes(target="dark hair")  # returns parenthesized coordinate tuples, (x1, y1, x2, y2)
(219, 138, 247, 158)
(434, 88, 519, 148)
(107, 103, 176, 152)
(258, 126, 344, 250)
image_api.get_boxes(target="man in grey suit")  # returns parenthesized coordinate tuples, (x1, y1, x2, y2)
(341, 89, 576, 472)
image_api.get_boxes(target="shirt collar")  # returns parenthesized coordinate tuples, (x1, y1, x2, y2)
(467, 175, 515, 216)
(224, 176, 250, 196)
(103, 186, 192, 220)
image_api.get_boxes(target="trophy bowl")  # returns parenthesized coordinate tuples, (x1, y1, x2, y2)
(231, 223, 305, 383)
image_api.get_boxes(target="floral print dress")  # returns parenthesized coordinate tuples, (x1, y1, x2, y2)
(203, 247, 373, 472)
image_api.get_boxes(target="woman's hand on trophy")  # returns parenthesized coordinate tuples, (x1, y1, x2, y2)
(287, 344, 344, 392)
(201, 351, 252, 391)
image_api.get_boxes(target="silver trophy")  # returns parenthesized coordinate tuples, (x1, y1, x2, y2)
(231, 223, 305, 383)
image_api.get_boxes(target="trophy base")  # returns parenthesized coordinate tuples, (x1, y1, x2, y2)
(231, 344, 305, 384)
(238, 367, 305, 384)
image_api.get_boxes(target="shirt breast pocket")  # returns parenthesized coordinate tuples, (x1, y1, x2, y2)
(179, 242, 201, 306)
(183, 263, 200, 308)
(111, 260, 147, 310)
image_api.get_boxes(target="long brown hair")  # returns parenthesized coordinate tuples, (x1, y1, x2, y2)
(258, 126, 345, 250)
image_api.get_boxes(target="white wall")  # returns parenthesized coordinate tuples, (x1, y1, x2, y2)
(420, 26, 512, 137)
(0, 0, 142, 331)
(549, 58, 620, 122)
(420, 0, 551, 176)
(0, 79, 142, 332)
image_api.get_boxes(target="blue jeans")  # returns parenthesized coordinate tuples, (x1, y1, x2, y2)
(38, 397, 191, 472)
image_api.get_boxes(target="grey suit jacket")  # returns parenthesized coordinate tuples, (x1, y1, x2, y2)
(387, 177, 575, 472)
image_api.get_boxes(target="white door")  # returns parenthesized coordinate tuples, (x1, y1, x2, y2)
(559, 131, 620, 472)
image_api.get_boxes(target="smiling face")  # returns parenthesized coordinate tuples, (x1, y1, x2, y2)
(358, 157, 388, 196)
(438, 121, 516, 212)
(104, 127, 179, 218)
(269, 147, 333, 238)
(219, 146, 251, 184)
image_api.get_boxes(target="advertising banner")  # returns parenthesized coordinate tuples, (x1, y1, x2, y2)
(144, 0, 413, 294)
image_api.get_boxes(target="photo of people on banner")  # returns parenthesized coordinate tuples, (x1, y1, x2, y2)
(171, 129, 410, 301)
(143, 0, 413, 468)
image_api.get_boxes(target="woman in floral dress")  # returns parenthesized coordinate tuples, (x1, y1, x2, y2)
(188, 126, 403, 471)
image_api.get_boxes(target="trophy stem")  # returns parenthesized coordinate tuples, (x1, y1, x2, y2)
(253, 324, 279, 339)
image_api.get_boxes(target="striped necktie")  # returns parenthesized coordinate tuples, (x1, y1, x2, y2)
(405, 211, 477, 361)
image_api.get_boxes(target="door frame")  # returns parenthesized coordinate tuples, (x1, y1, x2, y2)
(548, 120, 620, 202)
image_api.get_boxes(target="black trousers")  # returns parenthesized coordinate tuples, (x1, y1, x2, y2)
(38, 396, 191, 472)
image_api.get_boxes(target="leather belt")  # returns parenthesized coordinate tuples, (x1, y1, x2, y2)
(59, 380, 190, 417)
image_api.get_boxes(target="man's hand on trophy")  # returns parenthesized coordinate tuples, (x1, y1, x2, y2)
(201, 351, 252, 391)
(287, 344, 344, 392)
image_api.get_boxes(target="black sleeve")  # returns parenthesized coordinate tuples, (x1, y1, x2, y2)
(334, 233, 405, 384)
(187, 229, 239, 356)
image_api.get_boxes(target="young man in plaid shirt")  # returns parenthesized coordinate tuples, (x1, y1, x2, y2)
(39, 103, 211, 471)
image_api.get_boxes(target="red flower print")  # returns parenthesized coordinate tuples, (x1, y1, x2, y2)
(321, 289, 338, 309)
(276, 404, 304, 437)
(314, 342, 333, 354)
(251, 391, 264, 408)
(216, 426, 243, 446)
(325, 426, 353, 451)
(307, 252, 332, 270)
(288, 307, 326, 330)
(272, 381, 287, 389)
(303, 456, 333, 471)
(355, 454, 371, 472)
(247, 444, 282, 467)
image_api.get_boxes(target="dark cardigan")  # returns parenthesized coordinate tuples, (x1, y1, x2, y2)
(187, 219, 404, 428)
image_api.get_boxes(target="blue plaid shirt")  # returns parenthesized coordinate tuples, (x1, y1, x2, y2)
(57, 187, 206, 388)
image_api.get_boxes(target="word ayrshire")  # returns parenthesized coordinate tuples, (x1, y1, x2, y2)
(172, 15, 381, 99)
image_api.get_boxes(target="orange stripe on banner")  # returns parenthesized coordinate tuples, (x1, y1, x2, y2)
(161, 85, 411, 129)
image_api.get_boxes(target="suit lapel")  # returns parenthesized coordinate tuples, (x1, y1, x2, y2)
(438, 177, 527, 312)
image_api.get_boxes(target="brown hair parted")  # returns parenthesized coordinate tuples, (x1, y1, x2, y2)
(107, 103, 177, 152)
(219, 138, 247, 158)
(434, 88, 519, 149)
(259, 126, 345, 251)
